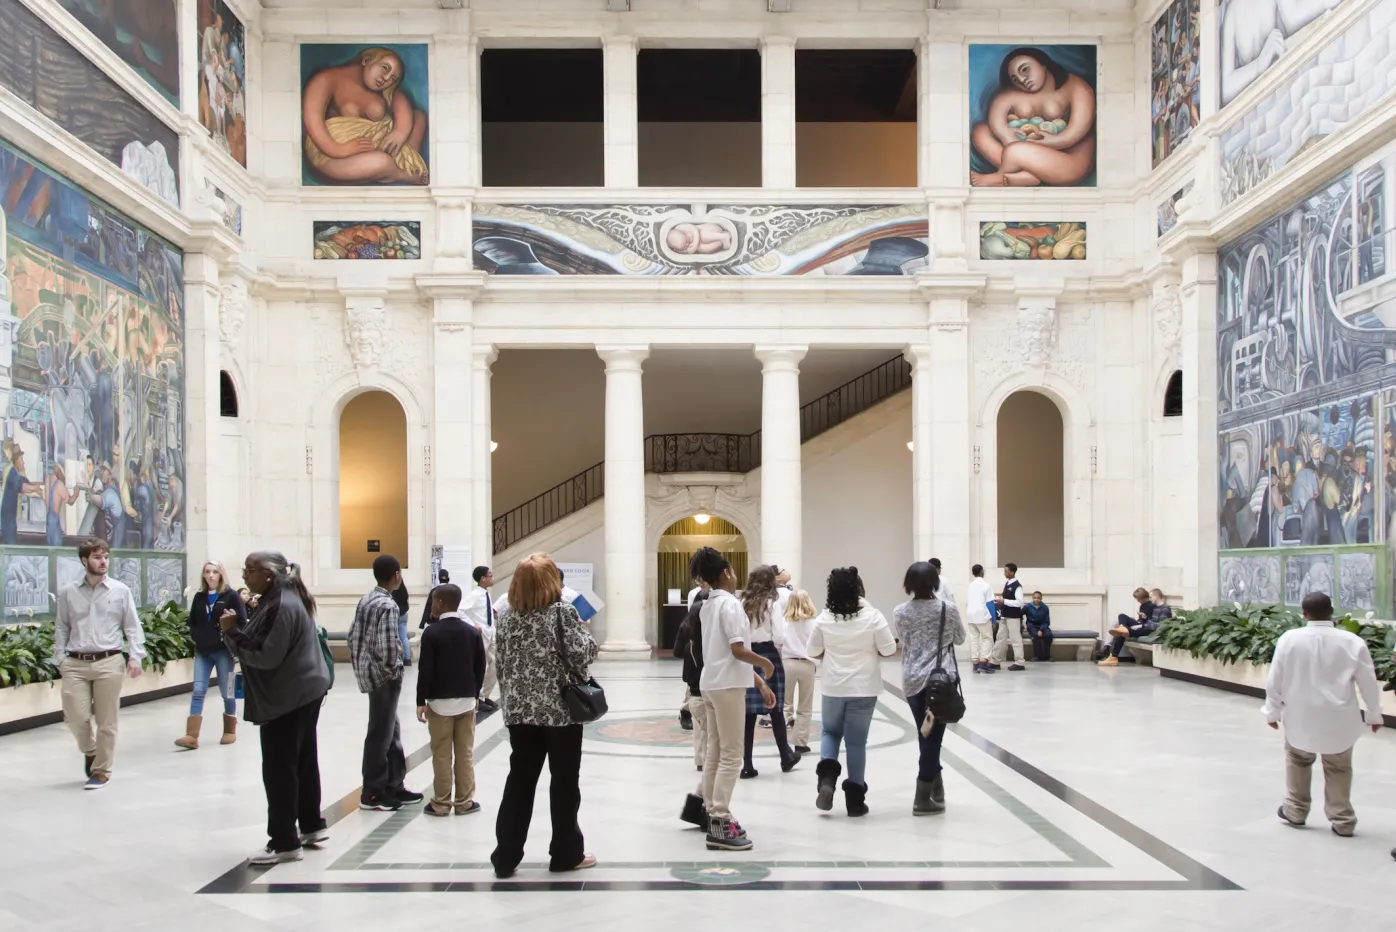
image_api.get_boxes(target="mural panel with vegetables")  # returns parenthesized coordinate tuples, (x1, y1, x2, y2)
(979, 222, 1087, 261)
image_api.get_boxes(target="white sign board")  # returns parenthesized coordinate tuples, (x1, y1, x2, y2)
(439, 546, 472, 588)
(556, 563, 593, 595)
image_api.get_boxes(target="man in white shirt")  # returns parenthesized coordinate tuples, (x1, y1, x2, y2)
(964, 564, 996, 674)
(991, 562, 1028, 671)
(53, 538, 145, 789)
(459, 566, 498, 712)
(1264, 592, 1383, 837)
(930, 558, 955, 606)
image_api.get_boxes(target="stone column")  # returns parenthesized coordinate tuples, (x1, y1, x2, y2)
(183, 253, 222, 581)
(434, 298, 475, 562)
(470, 344, 497, 574)
(434, 36, 480, 187)
(755, 346, 807, 584)
(597, 345, 650, 654)
(761, 36, 797, 189)
(920, 298, 973, 579)
(920, 37, 965, 186)
(603, 37, 639, 188)
(905, 344, 934, 561)
(1179, 249, 1219, 608)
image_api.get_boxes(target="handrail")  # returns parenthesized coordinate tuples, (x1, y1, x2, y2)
(492, 354, 911, 553)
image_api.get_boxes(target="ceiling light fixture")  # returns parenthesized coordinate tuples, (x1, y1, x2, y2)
(693, 513, 711, 525)
(490, 441, 498, 453)
(906, 441, 914, 451)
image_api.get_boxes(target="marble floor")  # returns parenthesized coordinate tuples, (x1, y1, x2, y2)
(1, 659, 1393, 931)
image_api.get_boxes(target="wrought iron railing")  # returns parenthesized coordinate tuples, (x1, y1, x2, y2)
(492, 354, 911, 553)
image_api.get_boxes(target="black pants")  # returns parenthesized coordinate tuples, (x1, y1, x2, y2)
(260, 697, 326, 852)
(744, 709, 796, 766)
(362, 678, 406, 799)
(904, 687, 949, 782)
(1111, 618, 1148, 658)
(1026, 622, 1053, 661)
(492, 724, 585, 874)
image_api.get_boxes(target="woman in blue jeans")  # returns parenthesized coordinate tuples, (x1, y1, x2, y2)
(175, 561, 249, 749)
(807, 567, 896, 816)
(894, 561, 965, 815)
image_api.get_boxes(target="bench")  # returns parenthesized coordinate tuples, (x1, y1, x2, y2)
(1124, 636, 1158, 666)
(325, 631, 420, 663)
(1046, 629, 1100, 662)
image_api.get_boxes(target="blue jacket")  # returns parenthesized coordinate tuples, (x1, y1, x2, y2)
(1024, 602, 1050, 627)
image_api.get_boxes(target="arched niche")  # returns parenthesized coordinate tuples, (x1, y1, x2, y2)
(338, 390, 409, 569)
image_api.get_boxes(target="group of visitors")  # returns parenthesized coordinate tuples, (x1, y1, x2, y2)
(964, 562, 1051, 671)
(1098, 586, 1172, 666)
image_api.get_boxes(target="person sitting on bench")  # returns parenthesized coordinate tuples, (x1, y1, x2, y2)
(1099, 588, 1156, 667)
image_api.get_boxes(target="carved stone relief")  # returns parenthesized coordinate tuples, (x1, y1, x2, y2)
(972, 303, 1095, 399)
(344, 299, 388, 370)
(1151, 281, 1182, 364)
(218, 275, 248, 347)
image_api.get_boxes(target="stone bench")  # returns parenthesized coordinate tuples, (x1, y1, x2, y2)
(1124, 637, 1157, 666)
(1046, 630, 1100, 662)
(325, 631, 420, 663)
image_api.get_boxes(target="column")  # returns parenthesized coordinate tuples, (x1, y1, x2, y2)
(603, 37, 639, 188)
(434, 298, 474, 559)
(755, 346, 807, 584)
(761, 36, 797, 189)
(920, 36, 964, 186)
(925, 300, 972, 576)
(597, 345, 650, 654)
(435, 36, 481, 187)
(1179, 249, 1219, 608)
(905, 345, 933, 561)
(470, 344, 497, 575)
(183, 253, 222, 580)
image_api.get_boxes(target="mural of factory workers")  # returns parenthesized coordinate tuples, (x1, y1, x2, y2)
(968, 44, 1097, 187)
(0, 0, 180, 207)
(55, 0, 179, 106)
(471, 204, 930, 276)
(197, 0, 248, 167)
(1217, 0, 1348, 108)
(0, 138, 184, 559)
(313, 221, 421, 260)
(1151, 0, 1201, 167)
(301, 43, 430, 186)
(979, 222, 1086, 260)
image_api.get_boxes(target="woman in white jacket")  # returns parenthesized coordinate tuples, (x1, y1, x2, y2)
(808, 567, 897, 817)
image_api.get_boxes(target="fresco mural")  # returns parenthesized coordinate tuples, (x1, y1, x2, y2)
(1157, 182, 1194, 238)
(0, 138, 184, 619)
(978, 222, 1086, 260)
(1219, 554, 1281, 603)
(1151, 0, 1201, 168)
(968, 44, 1097, 188)
(209, 185, 243, 236)
(301, 44, 430, 186)
(1218, 0, 1349, 108)
(0, 0, 180, 207)
(1220, 0, 1395, 205)
(472, 204, 930, 276)
(313, 221, 421, 260)
(198, 0, 248, 167)
(55, 0, 179, 106)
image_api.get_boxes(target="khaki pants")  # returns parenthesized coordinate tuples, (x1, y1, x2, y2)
(699, 688, 746, 819)
(687, 692, 708, 768)
(60, 654, 126, 778)
(481, 632, 499, 701)
(783, 658, 816, 748)
(1283, 742, 1355, 834)
(967, 622, 994, 661)
(426, 707, 477, 811)
(991, 617, 1026, 664)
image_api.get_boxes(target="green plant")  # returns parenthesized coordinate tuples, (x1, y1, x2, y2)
(137, 601, 194, 674)
(0, 601, 193, 688)
(1337, 615, 1396, 693)
(1153, 603, 1302, 666)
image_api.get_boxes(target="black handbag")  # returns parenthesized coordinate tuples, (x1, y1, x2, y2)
(922, 603, 966, 724)
(554, 605, 607, 723)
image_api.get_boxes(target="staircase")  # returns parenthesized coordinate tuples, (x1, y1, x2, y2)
(492, 354, 911, 553)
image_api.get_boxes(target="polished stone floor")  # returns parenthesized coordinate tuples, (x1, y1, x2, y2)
(1, 659, 1393, 931)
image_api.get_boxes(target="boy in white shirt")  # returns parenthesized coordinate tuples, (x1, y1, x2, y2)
(964, 564, 996, 674)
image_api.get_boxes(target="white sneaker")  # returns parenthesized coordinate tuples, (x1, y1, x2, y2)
(249, 845, 303, 866)
(299, 828, 330, 847)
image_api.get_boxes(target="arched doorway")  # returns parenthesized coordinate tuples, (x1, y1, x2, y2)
(339, 391, 409, 569)
(996, 390, 1064, 567)
(656, 514, 748, 649)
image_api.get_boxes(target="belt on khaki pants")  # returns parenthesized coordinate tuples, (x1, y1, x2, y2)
(67, 650, 123, 662)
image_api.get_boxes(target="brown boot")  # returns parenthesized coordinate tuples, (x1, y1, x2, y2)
(174, 715, 202, 750)
(1098, 655, 1119, 667)
(220, 714, 237, 745)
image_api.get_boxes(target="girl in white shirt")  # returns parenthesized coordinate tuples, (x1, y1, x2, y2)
(808, 567, 897, 817)
(781, 590, 818, 753)
(740, 565, 801, 778)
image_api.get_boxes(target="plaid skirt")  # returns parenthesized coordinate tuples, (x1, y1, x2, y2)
(745, 640, 786, 715)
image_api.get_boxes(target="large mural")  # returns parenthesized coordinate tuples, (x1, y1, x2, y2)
(198, 0, 248, 167)
(301, 43, 430, 186)
(1220, 0, 1395, 205)
(1217, 0, 1348, 108)
(968, 44, 1097, 188)
(0, 138, 184, 617)
(1217, 147, 1396, 613)
(471, 205, 930, 276)
(0, 0, 180, 207)
(55, 0, 178, 106)
(1151, 0, 1200, 168)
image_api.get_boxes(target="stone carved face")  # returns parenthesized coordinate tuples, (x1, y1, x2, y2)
(1017, 303, 1055, 367)
(344, 303, 387, 369)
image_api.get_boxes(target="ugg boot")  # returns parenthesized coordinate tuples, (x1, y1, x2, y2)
(842, 779, 869, 818)
(680, 793, 708, 828)
(915, 776, 946, 815)
(220, 714, 237, 745)
(174, 715, 202, 750)
(815, 759, 841, 812)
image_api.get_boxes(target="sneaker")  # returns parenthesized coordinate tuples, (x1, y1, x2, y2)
(455, 801, 482, 816)
(758, 716, 772, 729)
(1008, 663, 1025, 672)
(794, 745, 811, 754)
(424, 801, 452, 817)
(780, 751, 802, 773)
(84, 755, 94, 777)
(249, 845, 303, 866)
(706, 816, 753, 851)
(479, 699, 499, 714)
(739, 766, 759, 779)
(83, 775, 108, 790)
(972, 663, 984, 674)
(1331, 825, 1353, 838)
(360, 795, 402, 811)
(986, 662, 1002, 671)
(1277, 805, 1305, 827)
(299, 827, 331, 847)
(395, 788, 425, 804)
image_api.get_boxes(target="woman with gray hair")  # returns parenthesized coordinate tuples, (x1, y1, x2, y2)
(219, 552, 332, 866)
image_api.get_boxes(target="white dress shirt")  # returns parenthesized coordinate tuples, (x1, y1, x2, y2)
(1262, 620, 1383, 754)
(54, 575, 145, 663)
(935, 581, 955, 607)
(964, 577, 994, 625)
(699, 590, 753, 692)
(460, 585, 494, 630)
(807, 600, 897, 697)
(782, 617, 817, 662)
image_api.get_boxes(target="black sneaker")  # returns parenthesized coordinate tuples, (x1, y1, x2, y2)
(986, 662, 1002, 670)
(740, 766, 759, 779)
(1008, 663, 1025, 672)
(424, 800, 451, 817)
(395, 788, 425, 804)
(479, 699, 499, 714)
(794, 745, 811, 754)
(360, 795, 403, 811)
(706, 816, 752, 851)
(758, 716, 772, 729)
(780, 751, 802, 773)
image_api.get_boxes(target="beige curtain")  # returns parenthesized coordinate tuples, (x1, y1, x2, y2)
(658, 551, 748, 607)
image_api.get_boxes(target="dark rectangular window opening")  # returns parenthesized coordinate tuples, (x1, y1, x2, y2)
(638, 49, 762, 187)
(796, 49, 917, 188)
(481, 48, 604, 186)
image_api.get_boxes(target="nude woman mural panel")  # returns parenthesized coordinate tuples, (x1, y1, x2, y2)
(300, 43, 431, 187)
(968, 44, 1097, 188)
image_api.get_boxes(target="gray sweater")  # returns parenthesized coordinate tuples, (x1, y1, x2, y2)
(223, 588, 330, 724)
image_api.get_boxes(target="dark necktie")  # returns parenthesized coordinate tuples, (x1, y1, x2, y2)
(485, 591, 493, 628)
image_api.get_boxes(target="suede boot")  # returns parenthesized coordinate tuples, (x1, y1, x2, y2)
(220, 714, 237, 745)
(815, 759, 841, 811)
(842, 779, 869, 817)
(916, 776, 946, 814)
(174, 715, 202, 750)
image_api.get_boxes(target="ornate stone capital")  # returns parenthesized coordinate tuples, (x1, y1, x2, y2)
(344, 297, 388, 371)
(1016, 297, 1057, 369)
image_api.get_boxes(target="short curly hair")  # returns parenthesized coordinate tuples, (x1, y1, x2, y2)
(825, 567, 863, 617)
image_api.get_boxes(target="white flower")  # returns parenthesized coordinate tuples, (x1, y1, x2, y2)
(1233, 601, 1243, 611)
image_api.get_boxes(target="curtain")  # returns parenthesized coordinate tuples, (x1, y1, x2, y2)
(658, 551, 748, 606)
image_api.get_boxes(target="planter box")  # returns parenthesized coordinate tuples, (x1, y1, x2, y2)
(0, 657, 208, 735)
(1155, 647, 1396, 725)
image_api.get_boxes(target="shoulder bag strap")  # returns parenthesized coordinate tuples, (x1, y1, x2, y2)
(554, 604, 579, 687)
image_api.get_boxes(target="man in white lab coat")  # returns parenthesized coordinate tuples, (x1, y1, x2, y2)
(1264, 591, 1383, 837)
(459, 566, 498, 712)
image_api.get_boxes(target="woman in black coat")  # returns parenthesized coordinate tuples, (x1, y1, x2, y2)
(174, 561, 248, 749)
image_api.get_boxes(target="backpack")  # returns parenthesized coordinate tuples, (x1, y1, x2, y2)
(316, 625, 335, 689)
